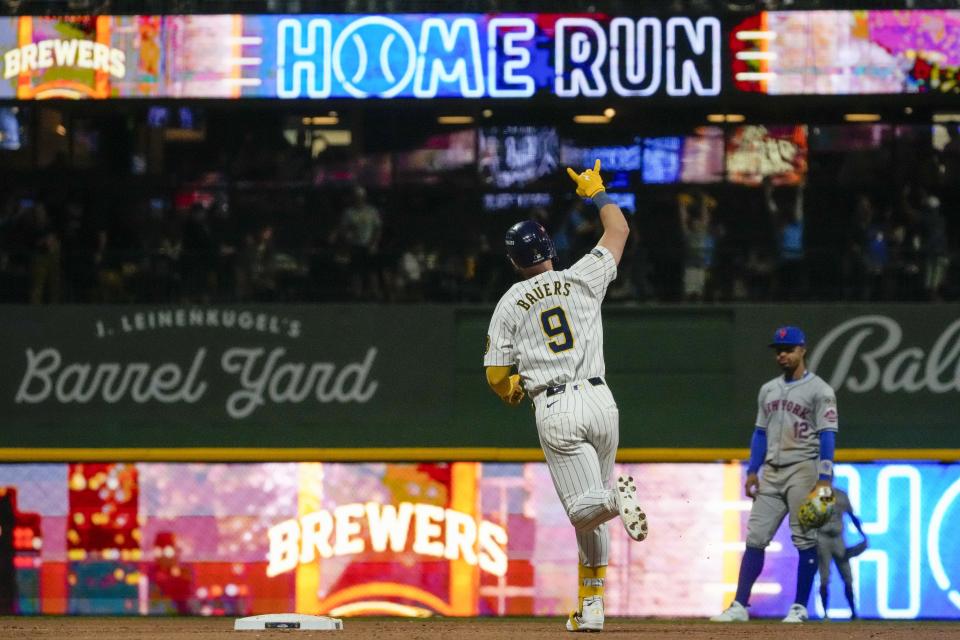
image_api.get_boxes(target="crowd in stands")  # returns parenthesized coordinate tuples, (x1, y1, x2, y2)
(2, 105, 958, 305)
(1, 173, 956, 305)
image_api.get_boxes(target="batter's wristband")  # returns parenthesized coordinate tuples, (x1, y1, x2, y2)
(590, 191, 613, 209)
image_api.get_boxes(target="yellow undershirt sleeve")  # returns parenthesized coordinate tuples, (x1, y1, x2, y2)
(485, 365, 513, 398)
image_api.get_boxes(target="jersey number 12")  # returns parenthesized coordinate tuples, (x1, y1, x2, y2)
(541, 307, 574, 353)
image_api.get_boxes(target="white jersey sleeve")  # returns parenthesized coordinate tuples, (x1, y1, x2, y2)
(754, 382, 771, 429)
(814, 382, 839, 433)
(569, 246, 617, 299)
(484, 296, 517, 367)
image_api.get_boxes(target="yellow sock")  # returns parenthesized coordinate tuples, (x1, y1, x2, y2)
(577, 563, 606, 609)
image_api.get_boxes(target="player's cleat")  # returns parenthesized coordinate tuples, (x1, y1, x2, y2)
(710, 600, 749, 622)
(614, 475, 648, 542)
(782, 603, 809, 623)
(566, 596, 604, 632)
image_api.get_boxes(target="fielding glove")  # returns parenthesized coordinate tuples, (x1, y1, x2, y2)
(566, 159, 606, 198)
(798, 485, 836, 529)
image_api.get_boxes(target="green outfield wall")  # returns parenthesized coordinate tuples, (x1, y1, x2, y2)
(1, 305, 959, 458)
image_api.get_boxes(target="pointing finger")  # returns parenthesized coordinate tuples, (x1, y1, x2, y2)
(566, 167, 579, 182)
(593, 159, 601, 173)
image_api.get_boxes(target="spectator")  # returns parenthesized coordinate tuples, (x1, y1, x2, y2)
(60, 199, 99, 303)
(630, 219, 656, 303)
(707, 216, 735, 303)
(180, 204, 217, 303)
(398, 241, 428, 302)
(247, 224, 277, 302)
(97, 204, 144, 303)
(862, 205, 891, 301)
(766, 177, 806, 300)
(887, 221, 919, 302)
(26, 202, 61, 304)
(743, 248, 775, 301)
(892, 195, 925, 301)
(843, 194, 873, 300)
(209, 200, 240, 302)
(920, 191, 950, 301)
(335, 186, 383, 301)
(678, 191, 716, 302)
(142, 203, 182, 303)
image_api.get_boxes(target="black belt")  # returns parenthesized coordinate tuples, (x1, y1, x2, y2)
(765, 456, 818, 470)
(546, 377, 605, 397)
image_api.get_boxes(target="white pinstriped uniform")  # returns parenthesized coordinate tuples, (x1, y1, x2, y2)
(484, 245, 622, 567)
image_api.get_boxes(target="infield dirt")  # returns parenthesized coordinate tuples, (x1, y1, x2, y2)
(2, 616, 959, 639)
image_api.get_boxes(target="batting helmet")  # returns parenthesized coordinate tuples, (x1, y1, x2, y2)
(505, 220, 556, 268)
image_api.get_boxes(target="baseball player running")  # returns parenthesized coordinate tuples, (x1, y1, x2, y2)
(712, 326, 838, 623)
(817, 487, 867, 619)
(484, 160, 648, 633)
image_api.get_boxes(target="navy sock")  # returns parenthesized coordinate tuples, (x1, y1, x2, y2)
(795, 547, 818, 606)
(735, 546, 765, 606)
(820, 584, 829, 612)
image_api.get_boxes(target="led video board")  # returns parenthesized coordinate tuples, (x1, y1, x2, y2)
(479, 125, 559, 188)
(732, 9, 960, 95)
(0, 14, 721, 100)
(4, 11, 957, 100)
(726, 124, 807, 186)
(640, 127, 724, 184)
(0, 461, 957, 619)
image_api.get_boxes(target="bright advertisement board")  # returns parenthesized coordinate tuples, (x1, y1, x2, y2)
(0, 14, 721, 100)
(732, 10, 960, 95)
(0, 461, 957, 619)
(4, 11, 957, 100)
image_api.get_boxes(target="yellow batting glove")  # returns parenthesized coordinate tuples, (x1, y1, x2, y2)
(504, 374, 525, 406)
(565, 159, 606, 198)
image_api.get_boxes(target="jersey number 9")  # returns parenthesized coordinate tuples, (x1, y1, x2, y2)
(541, 307, 574, 353)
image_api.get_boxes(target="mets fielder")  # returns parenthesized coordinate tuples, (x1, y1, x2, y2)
(712, 326, 838, 623)
(484, 160, 647, 633)
(817, 487, 867, 619)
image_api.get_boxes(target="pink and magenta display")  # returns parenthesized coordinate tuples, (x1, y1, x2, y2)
(733, 10, 960, 95)
(1, 461, 958, 619)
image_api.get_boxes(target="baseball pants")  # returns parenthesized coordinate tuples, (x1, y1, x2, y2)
(746, 459, 819, 550)
(533, 380, 620, 568)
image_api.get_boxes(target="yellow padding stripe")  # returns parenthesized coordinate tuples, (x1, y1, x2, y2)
(1, 448, 959, 463)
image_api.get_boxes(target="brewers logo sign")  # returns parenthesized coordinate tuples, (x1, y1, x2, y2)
(2, 16, 130, 99)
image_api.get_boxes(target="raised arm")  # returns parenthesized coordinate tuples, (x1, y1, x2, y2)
(566, 159, 630, 265)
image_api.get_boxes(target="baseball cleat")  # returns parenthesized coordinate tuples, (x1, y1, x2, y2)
(782, 603, 808, 623)
(711, 600, 749, 622)
(615, 475, 648, 542)
(566, 596, 604, 632)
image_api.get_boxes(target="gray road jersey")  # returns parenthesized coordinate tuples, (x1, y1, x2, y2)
(755, 372, 838, 467)
(484, 246, 616, 395)
(820, 488, 852, 537)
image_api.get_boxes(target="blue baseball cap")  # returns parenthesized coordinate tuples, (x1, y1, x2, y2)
(769, 326, 806, 347)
